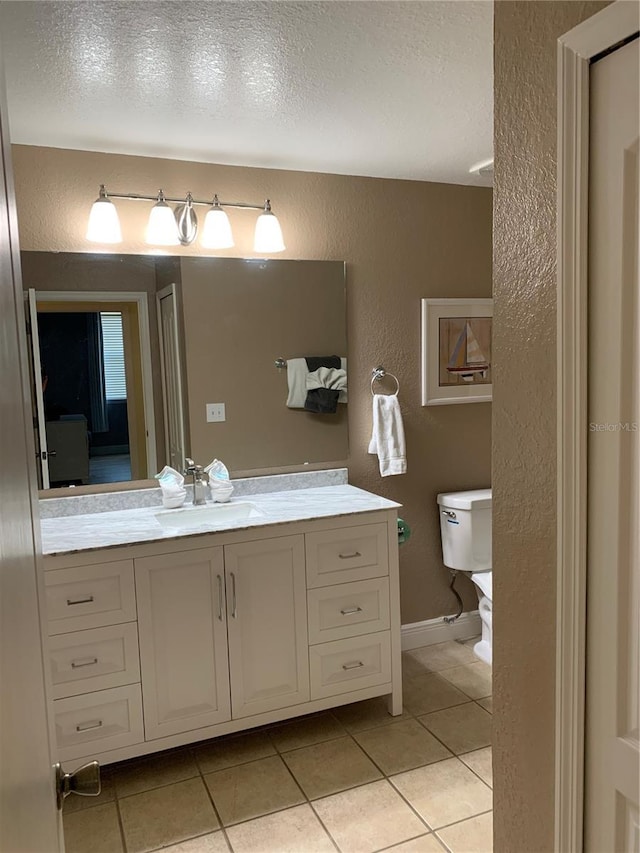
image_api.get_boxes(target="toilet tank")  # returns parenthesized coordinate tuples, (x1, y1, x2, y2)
(437, 489, 492, 571)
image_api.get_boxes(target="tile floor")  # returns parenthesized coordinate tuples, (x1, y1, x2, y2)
(63, 639, 492, 853)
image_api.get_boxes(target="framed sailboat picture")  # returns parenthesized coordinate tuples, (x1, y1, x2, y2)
(421, 298, 493, 405)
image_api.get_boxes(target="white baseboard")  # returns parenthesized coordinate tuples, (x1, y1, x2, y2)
(401, 610, 481, 651)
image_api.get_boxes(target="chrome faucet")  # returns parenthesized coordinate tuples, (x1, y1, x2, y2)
(184, 458, 207, 506)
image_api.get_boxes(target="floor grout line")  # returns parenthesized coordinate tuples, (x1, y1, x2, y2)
(198, 753, 234, 853)
(63, 644, 492, 853)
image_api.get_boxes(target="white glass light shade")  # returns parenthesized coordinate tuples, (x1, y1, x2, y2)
(253, 210, 285, 253)
(86, 197, 122, 243)
(201, 207, 235, 249)
(145, 200, 180, 246)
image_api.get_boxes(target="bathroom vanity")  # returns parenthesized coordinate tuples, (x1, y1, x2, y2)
(39, 473, 402, 766)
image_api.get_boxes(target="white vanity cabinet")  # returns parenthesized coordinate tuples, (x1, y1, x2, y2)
(135, 547, 231, 740)
(40, 509, 401, 765)
(224, 535, 309, 719)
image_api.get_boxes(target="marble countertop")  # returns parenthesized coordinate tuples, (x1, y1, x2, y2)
(40, 484, 401, 556)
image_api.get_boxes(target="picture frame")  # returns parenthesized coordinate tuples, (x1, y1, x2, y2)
(421, 298, 493, 405)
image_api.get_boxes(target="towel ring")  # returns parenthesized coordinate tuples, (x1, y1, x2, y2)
(371, 365, 400, 396)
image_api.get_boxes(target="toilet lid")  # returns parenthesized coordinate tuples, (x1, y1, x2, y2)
(471, 571, 492, 600)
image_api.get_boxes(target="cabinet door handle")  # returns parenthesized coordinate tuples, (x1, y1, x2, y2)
(66, 594, 95, 606)
(70, 657, 99, 669)
(342, 660, 365, 670)
(230, 572, 237, 619)
(216, 574, 223, 621)
(338, 551, 361, 560)
(75, 719, 103, 732)
(340, 606, 363, 616)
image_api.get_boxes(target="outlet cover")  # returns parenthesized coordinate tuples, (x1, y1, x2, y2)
(206, 403, 226, 423)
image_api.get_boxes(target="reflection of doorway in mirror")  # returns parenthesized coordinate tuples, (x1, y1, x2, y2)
(26, 291, 157, 489)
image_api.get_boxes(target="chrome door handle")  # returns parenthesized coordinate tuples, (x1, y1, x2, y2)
(230, 572, 237, 619)
(342, 661, 365, 670)
(338, 551, 361, 559)
(216, 574, 223, 621)
(340, 606, 363, 616)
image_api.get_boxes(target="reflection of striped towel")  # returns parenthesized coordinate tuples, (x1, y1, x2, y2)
(286, 358, 348, 407)
(286, 359, 308, 408)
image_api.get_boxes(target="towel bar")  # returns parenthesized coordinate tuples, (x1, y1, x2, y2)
(371, 365, 400, 396)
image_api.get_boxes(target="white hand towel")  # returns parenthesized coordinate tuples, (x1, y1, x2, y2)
(286, 358, 309, 408)
(368, 393, 407, 476)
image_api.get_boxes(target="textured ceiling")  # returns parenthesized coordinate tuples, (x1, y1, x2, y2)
(0, 1, 493, 186)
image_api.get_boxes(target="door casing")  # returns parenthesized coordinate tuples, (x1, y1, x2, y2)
(556, 3, 640, 851)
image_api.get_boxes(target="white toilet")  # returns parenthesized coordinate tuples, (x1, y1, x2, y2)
(437, 489, 493, 665)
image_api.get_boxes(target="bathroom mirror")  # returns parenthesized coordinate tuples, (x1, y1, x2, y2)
(22, 251, 348, 490)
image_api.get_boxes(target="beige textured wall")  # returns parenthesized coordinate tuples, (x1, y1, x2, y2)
(12, 144, 492, 624)
(493, 2, 610, 851)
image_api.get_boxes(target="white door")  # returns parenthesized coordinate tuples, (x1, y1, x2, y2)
(586, 36, 640, 852)
(157, 285, 186, 471)
(225, 535, 310, 718)
(0, 59, 61, 851)
(135, 548, 231, 739)
(27, 287, 50, 489)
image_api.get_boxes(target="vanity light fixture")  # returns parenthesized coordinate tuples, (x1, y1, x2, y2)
(254, 200, 286, 254)
(201, 195, 234, 249)
(145, 190, 181, 246)
(86, 185, 286, 253)
(86, 185, 123, 243)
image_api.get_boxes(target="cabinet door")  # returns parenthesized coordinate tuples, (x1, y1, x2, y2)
(225, 535, 309, 718)
(135, 548, 231, 739)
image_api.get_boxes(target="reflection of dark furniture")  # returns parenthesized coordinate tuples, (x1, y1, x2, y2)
(45, 416, 90, 485)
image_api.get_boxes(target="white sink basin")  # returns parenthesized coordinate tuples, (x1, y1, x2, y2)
(154, 502, 263, 531)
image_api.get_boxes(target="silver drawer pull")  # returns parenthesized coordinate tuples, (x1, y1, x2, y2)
(342, 660, 365, 671)
(75, 719, 103, 732)
(66, 594, 95, 606)
(338, 551, 361, 560)
(70, 657, 99, 669)
(340, 606, 363, 616)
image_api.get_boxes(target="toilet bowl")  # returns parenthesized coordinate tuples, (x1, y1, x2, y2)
(437, 489, 493, 665)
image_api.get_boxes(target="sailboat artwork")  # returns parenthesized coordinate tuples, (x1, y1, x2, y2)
(438, 316, 492, 387)
(447, 321, 490, 382)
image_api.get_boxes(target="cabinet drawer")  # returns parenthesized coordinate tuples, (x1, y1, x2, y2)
(45, 561, 136, 635)
(48, 623, 140, 700)
(309, 631, 391, 699)
(308, 578, 390, 644)
(54, 684, 144, 762)
(305, 524, 389, 588)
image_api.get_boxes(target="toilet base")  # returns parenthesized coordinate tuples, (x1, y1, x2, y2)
(473, 637, 492, 666)
(470, 573, 492, 667)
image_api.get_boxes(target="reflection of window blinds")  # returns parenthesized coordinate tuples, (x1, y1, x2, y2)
(100, 312, 127, 401)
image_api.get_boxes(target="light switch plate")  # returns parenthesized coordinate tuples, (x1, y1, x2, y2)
(206, 403, 226, 423)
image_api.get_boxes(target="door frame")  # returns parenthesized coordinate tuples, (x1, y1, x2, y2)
(556, 3, 639, 851)
(156, 283, 187, 472)
(33, 290, 157, 479)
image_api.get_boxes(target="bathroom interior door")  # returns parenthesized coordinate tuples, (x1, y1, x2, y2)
(585, 35, 639, 852)
(157, 284, 186, 471)
(26, 287, 50, 489)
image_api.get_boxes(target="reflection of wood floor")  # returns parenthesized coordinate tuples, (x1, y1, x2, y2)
(89, 454, 131, 484)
